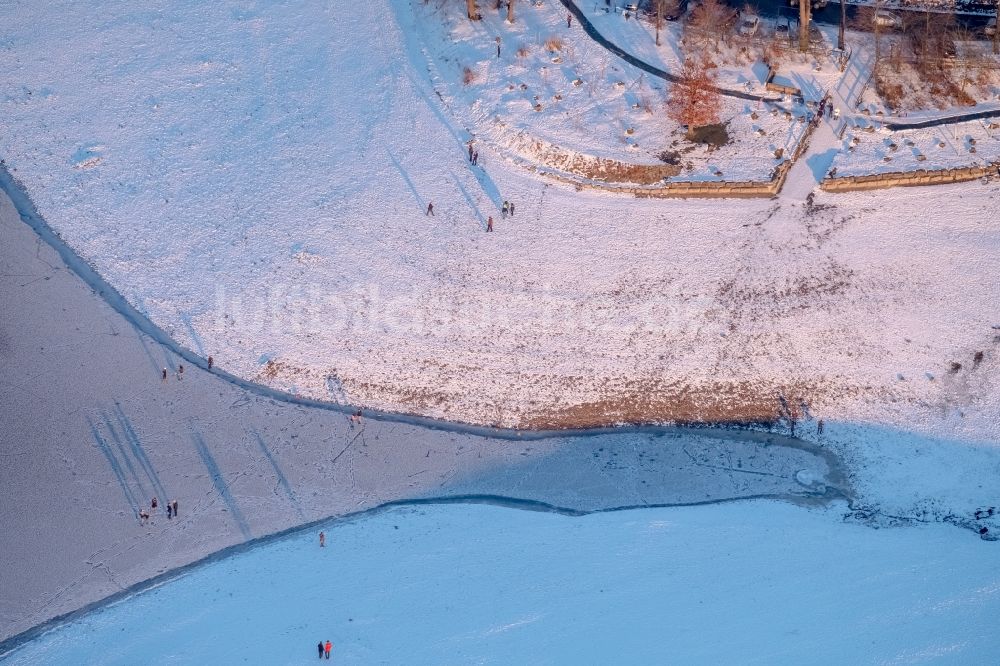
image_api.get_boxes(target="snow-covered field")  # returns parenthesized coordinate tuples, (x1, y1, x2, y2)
(3, 501, 998, 665)
(3, 180, 999, 653)
(1, 0, 998, 438)
(831, 116, 1000, 176)
(1, 0, 1000, 653)
(1, 188, 861, 643)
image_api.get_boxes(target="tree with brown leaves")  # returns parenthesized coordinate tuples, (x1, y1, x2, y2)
(668, 55, 721, 131)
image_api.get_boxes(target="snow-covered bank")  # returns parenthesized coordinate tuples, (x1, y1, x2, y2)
(0, 189, 852, 643)
(1, 0, 998, 439)
(4, 501, 998, 665)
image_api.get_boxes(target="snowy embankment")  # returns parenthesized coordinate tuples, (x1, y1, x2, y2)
(411, 0, 805, 183)
(1, 0, 997, 437)
(0, 187, 856, 644)
(3, 502, 999, 665)
(2, 165, 1000, 653)
(0, 0, 998, 649)
(830, 116, 1000, 177)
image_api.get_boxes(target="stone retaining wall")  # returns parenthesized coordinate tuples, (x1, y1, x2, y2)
(535, 159, 792, 198)
(534, 116, 819, 199)
(821, 162, 1000, 192)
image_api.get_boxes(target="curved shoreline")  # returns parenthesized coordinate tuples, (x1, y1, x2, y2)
(0, 488, 847, 659)
(0, 168, 858, 647)
(0, 160, 784, 440)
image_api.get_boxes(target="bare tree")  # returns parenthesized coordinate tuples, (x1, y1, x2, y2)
(854, 4, 884, 67)
(838, 0, 846, 51)
(993, 0, 999, 55)
(686, 0, 736, 52)
(655, 0, 681, 46)
(507, 0, 515, 23)
(799, 0, 811, 53)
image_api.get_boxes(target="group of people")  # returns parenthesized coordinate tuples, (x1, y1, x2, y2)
(160, 356, 214, 381)
(816, 94, 833, 120)
(138, 497, 179, 523)
(317, 640, 332, 659)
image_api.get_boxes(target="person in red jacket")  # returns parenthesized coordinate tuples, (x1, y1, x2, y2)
(324, 640, 332, 659)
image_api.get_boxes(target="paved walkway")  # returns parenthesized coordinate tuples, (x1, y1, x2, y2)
(780, 119, 842, 201)
(556, 0, 781, 102)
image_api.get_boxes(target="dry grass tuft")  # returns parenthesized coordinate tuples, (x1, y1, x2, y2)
(544, 36, 564, 52)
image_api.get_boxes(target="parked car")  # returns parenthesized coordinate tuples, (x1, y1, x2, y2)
(664, 0, 688, 21)
(985, 18, 997, 38)
(872, 10, 902, 30)
(738, 15, 760, 36)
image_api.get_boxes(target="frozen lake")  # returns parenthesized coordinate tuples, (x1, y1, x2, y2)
(2, 500, 996, 665)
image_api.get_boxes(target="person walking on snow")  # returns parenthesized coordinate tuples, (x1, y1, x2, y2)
(509, 202, 515, 217)
(426, 202, 434, 216)
(567, 13, 572, 27)
(468, 143, 474, 162)
(487, 216, 494, 232)
(171, 499, 178, 518)
(502, 201, 509, 218)
(207, 355, 213, 370)
(152, 497, 158, 510)
(318, 642, 324, 659)
(496, 36, 501, 58)
(177, 364, 184, 379)
(167, 502, 173, 519)
(472, 151, 479, 166)
(325, 641, 332, 659)
(162, 368, 167, 381)
(319, 531, 326, 547)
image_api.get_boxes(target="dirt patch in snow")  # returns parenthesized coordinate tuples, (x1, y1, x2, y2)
(519, 137, 682, 185)
(520, 379, 866, 429)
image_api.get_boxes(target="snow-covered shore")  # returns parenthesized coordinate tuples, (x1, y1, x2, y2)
(0, 189, 851, 643)
(3, 178, 999, 648)
(1, 0, 999, 647)
(1, 0, 998, 438)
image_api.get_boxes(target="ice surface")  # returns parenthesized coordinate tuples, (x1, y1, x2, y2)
(3, 501, 998, 665)
(0, 190, 851, 643)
